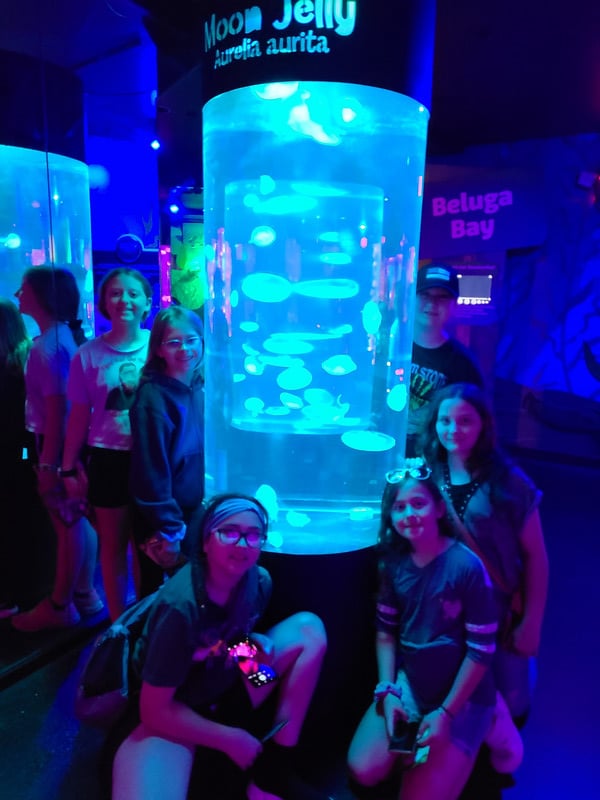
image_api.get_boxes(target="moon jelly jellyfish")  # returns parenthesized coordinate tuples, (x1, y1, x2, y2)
(244, 356, 265, 376)
(286, 510, 311, 528)
(341, 430, 396, 452)
(249, 225, 276, 247)
(259, 174, 276, 194)
(318, 252, 352, 266)
(293, 278, 359, 300)
(387, 384, 408, 412)
(244, 397, 265, 415)
(241, 273, 292, 303)
(255, 82, 299, 101)
(276, 366, 313, 391)
(321, 354, 357, 376)
(361, 301, 383, 335)
(240, 321, 260, 333)
(280, 392, 304, 410)
(264, 337, 314, 355)
(253, 195, 317, 215)
(256, 484, 279, 521)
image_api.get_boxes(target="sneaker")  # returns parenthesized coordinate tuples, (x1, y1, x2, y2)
(11, 597, 80, 632)
(0, 600, 19, 619)
(73, 588, 104, 616)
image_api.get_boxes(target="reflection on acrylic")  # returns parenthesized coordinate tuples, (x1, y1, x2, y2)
(203, 82, 428, 553)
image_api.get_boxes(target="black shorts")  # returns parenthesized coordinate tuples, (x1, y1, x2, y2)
(86, 447, 132, 508)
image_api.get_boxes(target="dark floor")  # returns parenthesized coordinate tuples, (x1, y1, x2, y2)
(1, 453, 599, 800)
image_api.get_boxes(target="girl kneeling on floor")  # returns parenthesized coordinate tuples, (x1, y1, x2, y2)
(113, 493, 333, 800)
(348, 460, 498, 800)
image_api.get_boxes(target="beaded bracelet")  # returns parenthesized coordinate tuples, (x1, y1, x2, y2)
(38, 463, 58, 472)
(374, 681, 403, 702)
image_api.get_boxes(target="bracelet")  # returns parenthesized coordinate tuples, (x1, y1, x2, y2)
(58, 467, 78, 478)
(439, 705, 455, 720)
(38, 463, 58, 472)
(374, 681, 403, 702)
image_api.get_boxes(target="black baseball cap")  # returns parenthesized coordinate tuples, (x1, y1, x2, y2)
(416, 264, 459, 298)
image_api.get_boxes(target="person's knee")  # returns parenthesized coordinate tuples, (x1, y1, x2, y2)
(292, 611, 327, 657)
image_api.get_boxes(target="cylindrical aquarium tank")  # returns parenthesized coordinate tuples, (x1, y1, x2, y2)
(201, 1, 435, 555)
(0, 51, 93, 336)
(0, 145, 94, 336)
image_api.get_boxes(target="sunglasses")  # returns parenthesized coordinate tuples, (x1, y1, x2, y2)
(385, 464, 432, 484)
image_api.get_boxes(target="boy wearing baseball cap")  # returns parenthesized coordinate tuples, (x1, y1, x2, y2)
(407, 263, 484, 455)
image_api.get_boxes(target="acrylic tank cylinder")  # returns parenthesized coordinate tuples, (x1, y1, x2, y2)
(203, 82, 428, 554)
(0, 144, 94, 336)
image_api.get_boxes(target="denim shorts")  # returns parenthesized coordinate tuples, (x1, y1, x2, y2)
(448, 700, 494, 758)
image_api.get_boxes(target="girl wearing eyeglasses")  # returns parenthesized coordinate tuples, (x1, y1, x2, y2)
(420, 383, 548, 736)
(129, 305, 205, 596)
(348, 460, 498, 800)
(113, 493, 332, 800)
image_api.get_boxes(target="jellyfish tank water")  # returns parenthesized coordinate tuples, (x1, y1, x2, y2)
(0, 144, 94, 337)
(203, 82, 428, 554)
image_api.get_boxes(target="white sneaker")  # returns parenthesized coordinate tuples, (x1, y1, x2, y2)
(73, 588, 104, 616)
(485, 691, 524, 773)
(11, 597, 80, 632)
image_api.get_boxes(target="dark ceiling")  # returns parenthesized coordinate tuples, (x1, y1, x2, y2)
(2, 0, 599, 155)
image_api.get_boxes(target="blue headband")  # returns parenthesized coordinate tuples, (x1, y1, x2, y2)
(203, 498, 268, 540)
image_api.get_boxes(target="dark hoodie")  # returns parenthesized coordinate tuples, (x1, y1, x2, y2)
(129, 370, 204, 540)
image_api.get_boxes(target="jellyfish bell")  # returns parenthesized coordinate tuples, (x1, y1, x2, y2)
(387, 384, 408, 412)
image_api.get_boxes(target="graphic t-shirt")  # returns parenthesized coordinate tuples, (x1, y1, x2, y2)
(67, 331, 150, 451)
(408, 339, 483, 437)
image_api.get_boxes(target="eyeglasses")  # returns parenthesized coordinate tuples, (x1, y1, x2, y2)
(161, 336, 202, 350)
(213, 526, 267, 549)
(385, 464, 432, 484)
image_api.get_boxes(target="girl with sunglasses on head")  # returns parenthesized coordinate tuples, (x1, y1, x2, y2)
(112, 493, 332, 800)
(129, 305, 206, 596)
(60, 268, 153, 620)
(348, 460, 498, 800)
(420, 383, 548, 731)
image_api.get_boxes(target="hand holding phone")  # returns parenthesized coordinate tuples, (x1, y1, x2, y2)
(388, 716, 421, 754)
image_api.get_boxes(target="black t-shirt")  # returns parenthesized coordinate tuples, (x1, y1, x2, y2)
(408, 339, 484, 440)
(134, 563, 272, 712)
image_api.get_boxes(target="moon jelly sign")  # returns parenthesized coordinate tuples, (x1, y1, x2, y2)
(201, 0, 437, 104)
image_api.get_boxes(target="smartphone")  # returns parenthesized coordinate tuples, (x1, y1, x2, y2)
(241, 661, 278, 687)
(388, 717, 421, 754)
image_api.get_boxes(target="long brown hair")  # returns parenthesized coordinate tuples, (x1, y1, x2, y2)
(0, 298, 31, 373)
(23, 266, 86, 345)
(143, 305, 204, 377)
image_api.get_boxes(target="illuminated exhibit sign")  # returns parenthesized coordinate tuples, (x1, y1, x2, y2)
(419, 166, 548, 257)
(201, 0, 436, 104)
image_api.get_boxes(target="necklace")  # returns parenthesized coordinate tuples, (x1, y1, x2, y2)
(443, 463, 480, 521)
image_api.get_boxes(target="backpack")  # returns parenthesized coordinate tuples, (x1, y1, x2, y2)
(74, 591, 159, 728)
